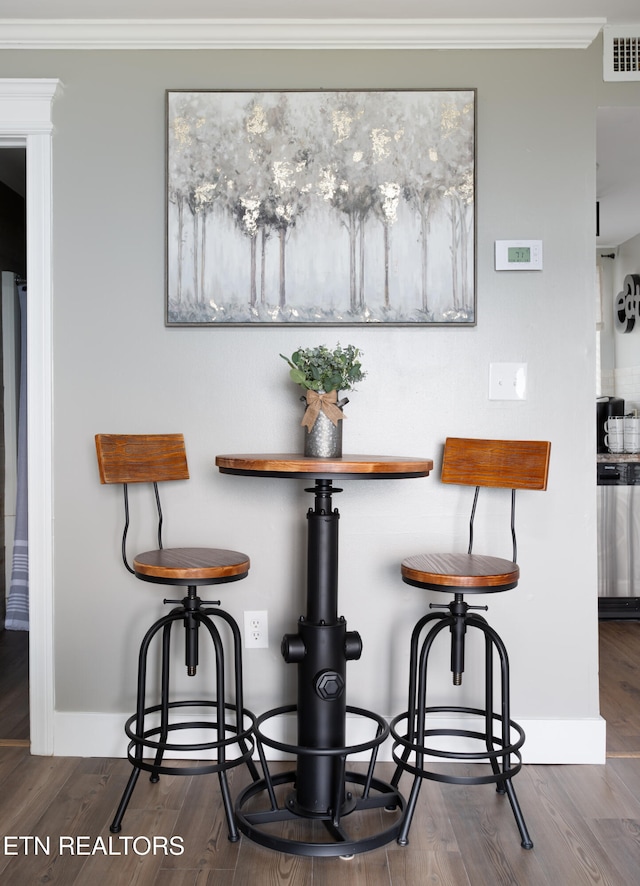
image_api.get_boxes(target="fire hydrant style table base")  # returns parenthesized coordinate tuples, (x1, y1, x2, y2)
(215, 454, 433, 857)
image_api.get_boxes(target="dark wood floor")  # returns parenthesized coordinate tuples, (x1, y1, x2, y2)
(0, 622, 637, 885)
(2, 750, 640, 884)
(0, 628, 28, 745)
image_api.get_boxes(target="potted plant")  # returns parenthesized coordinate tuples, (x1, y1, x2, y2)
(280, 344, 366, 457)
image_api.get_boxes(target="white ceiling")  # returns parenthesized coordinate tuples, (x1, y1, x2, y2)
(0, 0, 639, 21)
(1, 1, 640, 246)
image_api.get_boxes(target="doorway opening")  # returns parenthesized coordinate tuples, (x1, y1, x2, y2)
(0, 144, 28, 743)
(0, 78, 59, 756)
(596, 105, 640, 758)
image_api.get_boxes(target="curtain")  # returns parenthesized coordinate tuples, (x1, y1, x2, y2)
(5, 283, 28, 630)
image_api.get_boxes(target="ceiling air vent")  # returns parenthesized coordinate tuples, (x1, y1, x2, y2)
(603, 26, 640, 81)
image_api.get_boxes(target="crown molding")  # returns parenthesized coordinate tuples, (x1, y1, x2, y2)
(0, 78, 61, 133)
(0, 18, 606, 50)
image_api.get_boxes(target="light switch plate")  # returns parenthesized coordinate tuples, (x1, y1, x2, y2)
(489, 363, 527, 400)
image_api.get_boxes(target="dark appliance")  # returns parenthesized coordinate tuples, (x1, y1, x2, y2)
(597, 396, 625, 453)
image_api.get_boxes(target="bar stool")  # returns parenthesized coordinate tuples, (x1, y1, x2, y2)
(95, 434, 259, 841)
(390, 437, 551, 850)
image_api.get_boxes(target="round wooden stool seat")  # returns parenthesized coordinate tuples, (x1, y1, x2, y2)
(133, 547, 250, 583)
(401, 552, 519, 593)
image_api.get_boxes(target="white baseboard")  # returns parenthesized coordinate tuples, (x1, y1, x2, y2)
(52, 710, 606, 765)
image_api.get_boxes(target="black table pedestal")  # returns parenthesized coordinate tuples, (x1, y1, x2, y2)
(234, 479, 405, 856)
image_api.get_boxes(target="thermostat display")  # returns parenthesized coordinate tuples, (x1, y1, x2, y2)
(495, 240, 543, 271)
(508, 246, 530, 263)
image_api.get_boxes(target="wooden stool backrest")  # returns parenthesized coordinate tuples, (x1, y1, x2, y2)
(95, 434, 190, 485)
(441, 438, 551, 491)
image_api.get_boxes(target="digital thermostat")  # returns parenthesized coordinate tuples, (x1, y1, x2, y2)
(495, 240, 543, 271)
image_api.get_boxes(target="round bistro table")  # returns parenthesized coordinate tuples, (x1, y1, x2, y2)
(215, 454, 433, 857)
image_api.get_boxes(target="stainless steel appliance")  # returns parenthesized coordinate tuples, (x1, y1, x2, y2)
(597, 460, 640, 618)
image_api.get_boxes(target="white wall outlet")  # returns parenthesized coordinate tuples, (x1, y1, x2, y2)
(489, 363, 528, 400)
(244, 610, 269, 649)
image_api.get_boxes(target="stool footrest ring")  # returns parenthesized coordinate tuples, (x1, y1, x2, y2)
(252, 702, 390, 758)
(390, 705, 525, 786)
(234, 703, 405, 857)
(125, 700, 256, 777)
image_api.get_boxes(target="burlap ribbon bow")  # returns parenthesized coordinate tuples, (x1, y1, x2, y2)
(301, 389, 347, 432)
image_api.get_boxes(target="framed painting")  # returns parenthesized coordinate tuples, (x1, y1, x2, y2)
(166, 89, 476, 326)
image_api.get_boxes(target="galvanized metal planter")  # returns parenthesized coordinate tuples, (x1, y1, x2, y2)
(301, 391, 348, 458)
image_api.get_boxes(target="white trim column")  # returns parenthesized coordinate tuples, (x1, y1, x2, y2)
(0, 78, 61, 756)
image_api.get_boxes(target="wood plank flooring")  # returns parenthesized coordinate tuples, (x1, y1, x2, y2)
(0, 622, 638, 884)
(1, 753, 640, 885)
(599, 620, 640, 756)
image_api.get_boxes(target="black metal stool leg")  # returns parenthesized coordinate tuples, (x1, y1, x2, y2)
(210, 607, 261, 784)
(150, 620, 174, 783)
(470, 614, 533, 849)
(390, 600, 533, 850)
(503, 778, 533, 849)
(218, 770, 239, 842)
(392, 615, 452, 842)
(110, 600, 257, 840)
(480, 619, 504, 790)
(110, 767, 142, 834)
(391, 611, 449, 791)
(396, 774, 423, 846)
(203, 611, 240, 843)
(111, 612, 173, 834)
(401, 616, 453, 845)
(215, 637, 241, 842)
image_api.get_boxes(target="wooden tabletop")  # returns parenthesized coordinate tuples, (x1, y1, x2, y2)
(216, 453, 433, 479)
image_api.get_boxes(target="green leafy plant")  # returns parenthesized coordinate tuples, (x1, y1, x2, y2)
(280, 344, 366, 393)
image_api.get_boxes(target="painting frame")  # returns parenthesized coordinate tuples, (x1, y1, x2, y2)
(165, 88, 476, 327)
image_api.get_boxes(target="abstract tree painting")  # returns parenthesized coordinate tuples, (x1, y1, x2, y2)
(166, 89, 475, 326)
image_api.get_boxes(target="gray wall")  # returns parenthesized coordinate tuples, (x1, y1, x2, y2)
(2, 37, 637, 759)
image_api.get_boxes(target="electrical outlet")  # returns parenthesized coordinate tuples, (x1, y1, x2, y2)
(244, 610, 269, 649)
